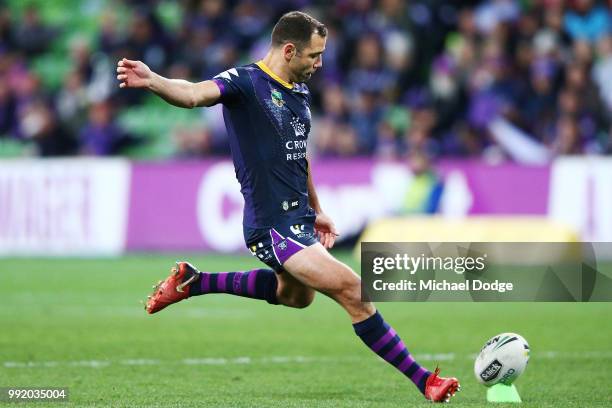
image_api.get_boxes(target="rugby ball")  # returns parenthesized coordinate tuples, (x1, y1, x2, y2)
(474, 332, 530, 386)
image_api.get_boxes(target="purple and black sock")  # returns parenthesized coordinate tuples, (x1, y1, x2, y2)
(189, 268, 279, 304)
(353, 311, 431, 393)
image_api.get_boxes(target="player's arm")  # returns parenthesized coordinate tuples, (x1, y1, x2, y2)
(116, 58, 220, 108)
(307, 159, 338, 249)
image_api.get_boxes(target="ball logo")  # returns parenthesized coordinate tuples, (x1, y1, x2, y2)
(479, 359, 503, 382)
(500, 368, 516, 385)
(481, 336, 500, 352)
(493, 335, 518, 351)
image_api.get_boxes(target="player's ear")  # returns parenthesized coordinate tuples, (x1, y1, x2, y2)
(283, 43, 296, 62)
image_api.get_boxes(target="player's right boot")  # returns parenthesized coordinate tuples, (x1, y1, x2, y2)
(424, 367, 461, 403)
(145, 262, 200, 314)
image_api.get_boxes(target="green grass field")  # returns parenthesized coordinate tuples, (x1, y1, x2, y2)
(1, 252, 611, 407)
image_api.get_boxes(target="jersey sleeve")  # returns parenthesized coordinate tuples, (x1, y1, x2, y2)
(212, 67, 247, 106)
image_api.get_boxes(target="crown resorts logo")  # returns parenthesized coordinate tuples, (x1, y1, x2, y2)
(290, 116, 306, 137)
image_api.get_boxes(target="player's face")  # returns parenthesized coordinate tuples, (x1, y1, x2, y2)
(291, 34, 326, 82)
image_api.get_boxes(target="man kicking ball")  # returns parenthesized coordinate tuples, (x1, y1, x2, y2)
(117, 10, 459, 403)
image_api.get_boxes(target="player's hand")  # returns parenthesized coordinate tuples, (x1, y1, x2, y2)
(116, 58, 153, 89)
(314, 212, 339, 250)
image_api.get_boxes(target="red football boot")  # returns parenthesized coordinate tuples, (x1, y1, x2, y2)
(424, 367, 460, 403)
(145, 262, 200, 314)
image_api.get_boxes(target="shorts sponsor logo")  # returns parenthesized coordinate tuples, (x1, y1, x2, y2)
(291, 224, 313, 240)
(480, 359, 503, 382)
(290, 224, 305, 235)
(249, 242, 264, 255)
(278, 240, 288, 251)
(253, 246, 272, 261)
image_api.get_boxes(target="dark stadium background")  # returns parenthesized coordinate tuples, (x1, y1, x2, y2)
(1, 0, 610, 159)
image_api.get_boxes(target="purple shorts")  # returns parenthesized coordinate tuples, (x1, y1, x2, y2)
(244, 215, 318, 272)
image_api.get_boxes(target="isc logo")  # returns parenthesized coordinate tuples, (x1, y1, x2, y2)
(281, 200, 299, 212)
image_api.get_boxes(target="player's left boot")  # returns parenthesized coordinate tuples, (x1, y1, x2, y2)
(424, 367, 460, 403)
(145, 262, 200, 314)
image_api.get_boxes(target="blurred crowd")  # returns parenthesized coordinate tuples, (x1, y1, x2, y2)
(1, 0, 612, 161)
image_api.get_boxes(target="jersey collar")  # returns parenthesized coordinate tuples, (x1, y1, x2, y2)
(256, 60, 294, 90)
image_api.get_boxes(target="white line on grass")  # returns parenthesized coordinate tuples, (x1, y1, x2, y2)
(4, 351, 612, 369)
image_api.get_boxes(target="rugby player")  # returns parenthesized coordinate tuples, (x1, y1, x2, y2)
(117, 11, 459, 403)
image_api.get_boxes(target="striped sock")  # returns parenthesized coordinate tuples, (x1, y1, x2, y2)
(353, 311, 431, 393)
(189, 268, 279, 304)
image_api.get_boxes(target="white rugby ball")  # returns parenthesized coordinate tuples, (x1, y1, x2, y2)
(474, 332, 530, 386)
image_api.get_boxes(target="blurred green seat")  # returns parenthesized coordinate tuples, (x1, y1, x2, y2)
(118, 96, 203, 158)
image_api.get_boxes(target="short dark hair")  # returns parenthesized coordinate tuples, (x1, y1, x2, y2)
(271, 11, 327, 50)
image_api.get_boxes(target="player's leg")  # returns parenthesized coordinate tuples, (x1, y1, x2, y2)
(275, 269, 315, 308)
(145, 222, 318, 313)
(191, 265, 314, 308)
(188, 266, 279, 303)
(145, 262, 315, 314)
(282, 243, 459, 402)
(282, 243, 372, 321)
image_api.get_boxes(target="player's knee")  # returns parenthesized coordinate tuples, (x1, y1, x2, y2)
(292, 292, 315, 309)
(337, 275, 362, 307)
(281, 289, 315, 309)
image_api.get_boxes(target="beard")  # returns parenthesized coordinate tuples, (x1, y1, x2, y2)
(296, 69, 314, 83)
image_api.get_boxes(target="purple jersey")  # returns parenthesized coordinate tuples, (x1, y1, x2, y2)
(212, 61, 313, 229)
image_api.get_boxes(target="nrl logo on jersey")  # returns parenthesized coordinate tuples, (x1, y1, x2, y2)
(271, 88, 284, 107)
